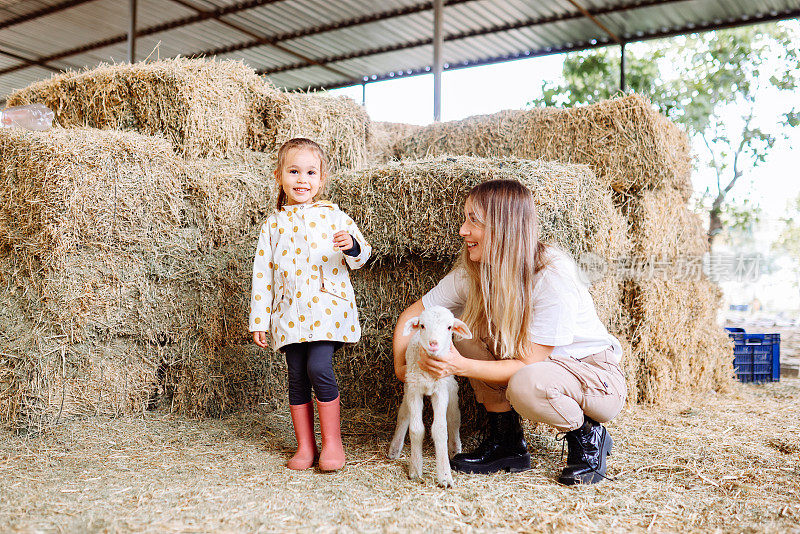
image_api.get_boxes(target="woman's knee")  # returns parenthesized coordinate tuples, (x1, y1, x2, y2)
(506, 365, 552, 415)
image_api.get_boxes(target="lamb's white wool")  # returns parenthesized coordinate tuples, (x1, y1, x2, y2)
(388, 306, 472, 487)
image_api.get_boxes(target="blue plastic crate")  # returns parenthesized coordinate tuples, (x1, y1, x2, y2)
(726, 329, 780, 383)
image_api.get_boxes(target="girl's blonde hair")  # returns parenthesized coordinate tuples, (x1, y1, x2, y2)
(274, 138, 329, 210)
(460, 180, 550, 360)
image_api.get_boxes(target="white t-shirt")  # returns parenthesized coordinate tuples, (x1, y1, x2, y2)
(421, 248, 623, 364)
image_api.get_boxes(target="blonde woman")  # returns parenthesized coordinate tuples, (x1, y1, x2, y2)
(392, 180, 626, 485)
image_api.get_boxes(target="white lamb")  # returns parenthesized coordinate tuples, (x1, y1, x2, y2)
(388, 306, 472, 487)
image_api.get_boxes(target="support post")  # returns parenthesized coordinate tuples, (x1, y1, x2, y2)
(361, 81, 366, 106)
(620, 42, 626, 92)
(128, 0, 137, 64)
(433, 0, 443, 122)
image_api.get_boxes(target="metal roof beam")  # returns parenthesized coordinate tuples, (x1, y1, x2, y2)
(189, 0, 478, 58)
(0, 0, 98, 31)
(564, 0, 621, 44)
(0, 0, 287, 76)
(300, 6, 800, 92)
(166, 0, 352, 78)
(259, 0, 688, 77)
(0, 48, 62, 73)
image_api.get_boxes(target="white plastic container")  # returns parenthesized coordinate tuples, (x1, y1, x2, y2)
(0, 103, 55, 131)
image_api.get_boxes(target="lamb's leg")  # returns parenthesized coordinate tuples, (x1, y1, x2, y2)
(388, 393, 410, 459)
(431, 387, 454, 487)
(407, 393, 425, 481)
(446, 379, 462, 458)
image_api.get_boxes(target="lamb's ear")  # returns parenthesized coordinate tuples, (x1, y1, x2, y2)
(452, 319, 472, 340)
(403, 317, 421, 336)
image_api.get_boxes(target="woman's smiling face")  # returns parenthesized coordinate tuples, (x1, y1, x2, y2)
(459, 197, 486, 262)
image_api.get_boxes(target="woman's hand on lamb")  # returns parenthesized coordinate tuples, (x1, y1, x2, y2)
(418, 344, 468, 379)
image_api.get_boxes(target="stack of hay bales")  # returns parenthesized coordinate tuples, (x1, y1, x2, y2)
(0, 58, 371, 429)
(390, 94, 733, 403)
(0, 128, 199, 429)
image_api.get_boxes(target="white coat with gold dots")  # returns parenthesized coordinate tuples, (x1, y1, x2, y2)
(249, 200, 371, 350)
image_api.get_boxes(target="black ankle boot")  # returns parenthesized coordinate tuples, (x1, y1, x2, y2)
(450, 410, 531, 474)
(558, 417, 613, 485)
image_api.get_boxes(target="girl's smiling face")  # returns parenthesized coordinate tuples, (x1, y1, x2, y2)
(277, 147, 324, 205)
(459, 198, 486, 262)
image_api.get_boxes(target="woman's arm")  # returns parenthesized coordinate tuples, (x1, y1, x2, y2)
(392, 298, 425, 382)
(419, 340, 554, 385)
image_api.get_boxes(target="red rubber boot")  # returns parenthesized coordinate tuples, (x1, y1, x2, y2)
(287, 402, 318, 470)
(316, 396, 345, 471)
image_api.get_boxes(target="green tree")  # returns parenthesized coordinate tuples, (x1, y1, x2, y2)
(532, 22, 800, 247)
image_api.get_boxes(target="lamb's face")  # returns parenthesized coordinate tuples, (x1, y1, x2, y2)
(405, 306, 472, 357)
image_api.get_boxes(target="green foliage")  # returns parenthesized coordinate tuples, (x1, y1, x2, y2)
(530, 21, 800, 245)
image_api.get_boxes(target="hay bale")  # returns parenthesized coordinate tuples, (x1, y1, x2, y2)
(0, 127, 199, 339)
(185, 151, 277, 247)
(6, 58, 278, 159)
(6, 58, 372, 170)
(369, 121, 424, 163)
(626, 278, 734, 404)
(326, 156, 629, 262)
(270, 92, 371, 172)
(623, 187, 708, 259)
(0, 262, 184, 431)
(393, 95, 692, 196)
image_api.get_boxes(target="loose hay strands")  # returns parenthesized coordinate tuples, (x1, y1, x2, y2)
(393, 94, 692, 196)
(2, 380, 799, 532)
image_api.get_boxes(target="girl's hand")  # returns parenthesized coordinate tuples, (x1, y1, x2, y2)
(252, 331, 269, 349)
(418, 344, 468, 379)
(333, 230, 353, 251)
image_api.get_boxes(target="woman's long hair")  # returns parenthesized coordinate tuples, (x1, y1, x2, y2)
(460, 180, 550, 360)
(274, 137, 329, 210)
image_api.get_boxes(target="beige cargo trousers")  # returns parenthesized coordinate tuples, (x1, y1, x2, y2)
(455, 338, 627, 432)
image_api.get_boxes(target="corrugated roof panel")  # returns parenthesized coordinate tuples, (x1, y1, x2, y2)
(0, 0, 70, 25)
(215, 44, 309, 69)
(0, 64, 53, 96)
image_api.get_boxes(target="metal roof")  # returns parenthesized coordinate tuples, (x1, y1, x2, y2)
(1, 0, 799, 103)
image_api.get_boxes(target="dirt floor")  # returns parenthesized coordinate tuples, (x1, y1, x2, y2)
(2, 376, 800, 534)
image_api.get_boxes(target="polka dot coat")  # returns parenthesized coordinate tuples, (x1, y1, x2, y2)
(249, 200, 372, 350)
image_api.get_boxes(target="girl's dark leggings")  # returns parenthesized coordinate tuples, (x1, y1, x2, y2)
(283, 341, 339, 405)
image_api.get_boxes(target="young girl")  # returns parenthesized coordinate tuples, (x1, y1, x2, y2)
(250, 138, 371, 472)
(393, 179, 626, 485)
